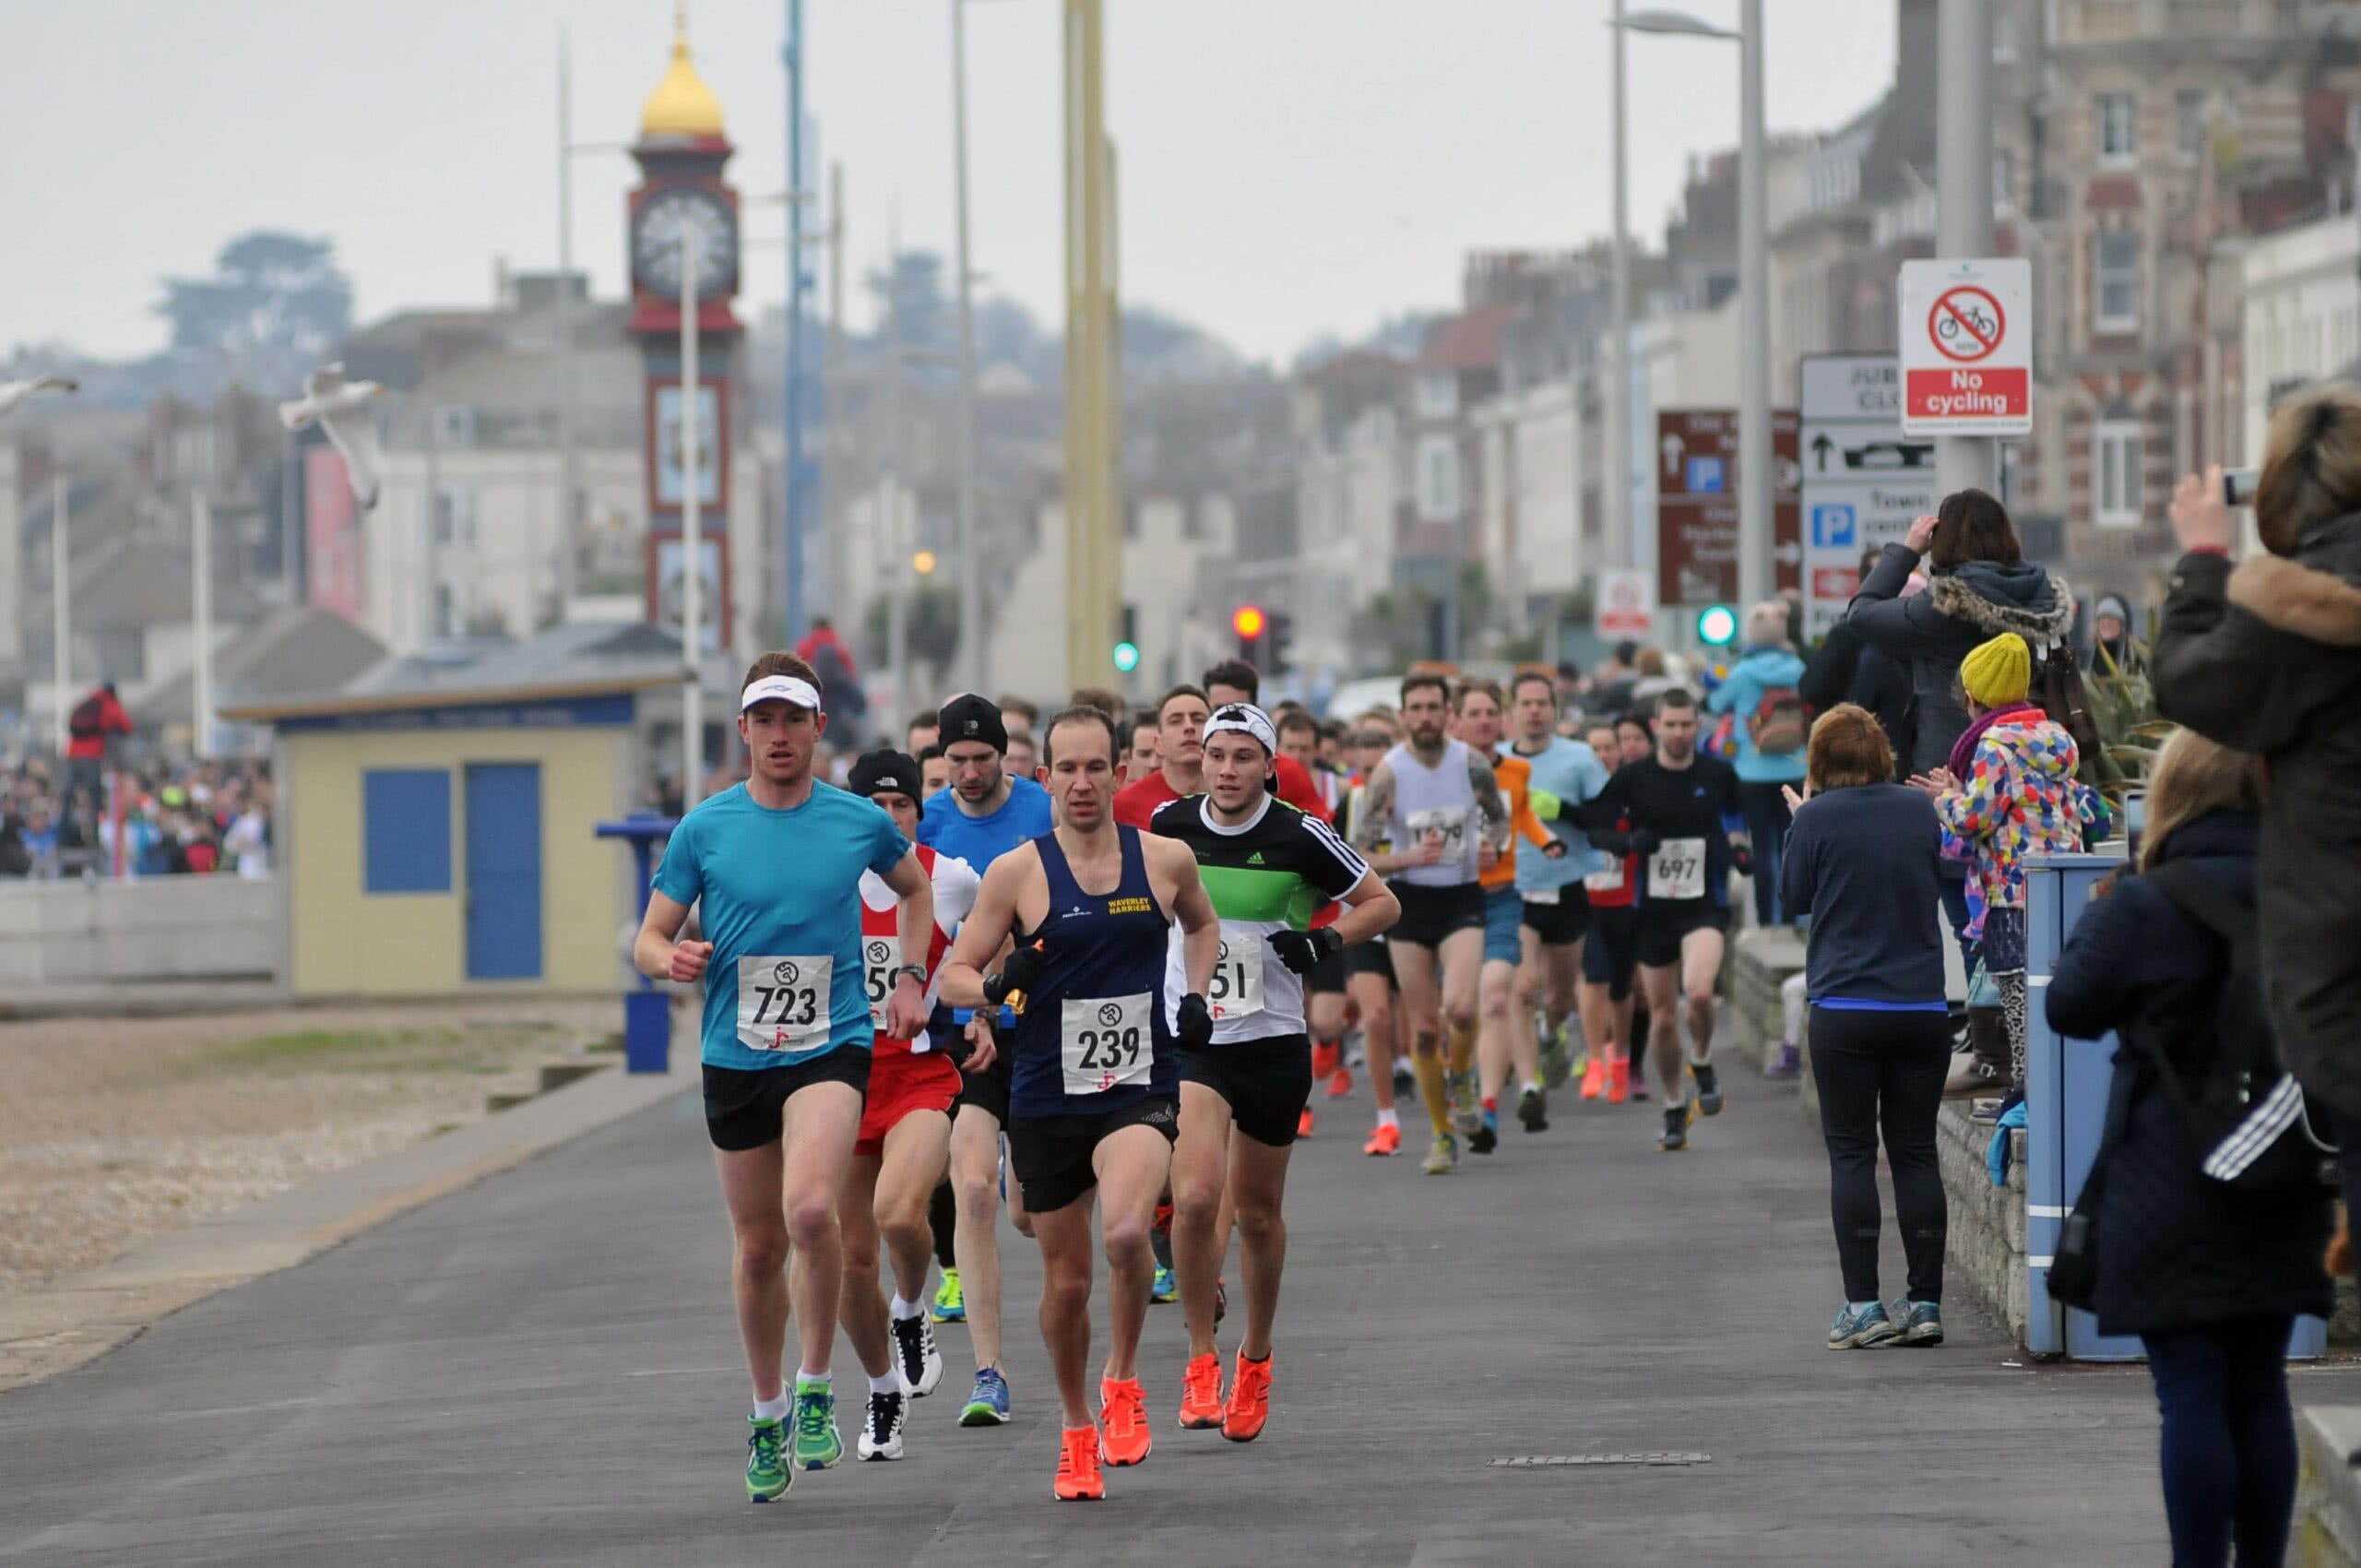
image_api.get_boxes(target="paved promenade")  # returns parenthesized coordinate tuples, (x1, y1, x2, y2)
(7, 1071, 2355, 1566)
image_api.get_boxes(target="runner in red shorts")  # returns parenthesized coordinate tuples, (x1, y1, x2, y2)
(837, 749, 984, 1460)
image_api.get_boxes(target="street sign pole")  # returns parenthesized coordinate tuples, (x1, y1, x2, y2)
(1936, 0, 1997, 498)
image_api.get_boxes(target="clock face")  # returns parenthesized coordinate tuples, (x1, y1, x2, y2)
(633, 187, 737, 301)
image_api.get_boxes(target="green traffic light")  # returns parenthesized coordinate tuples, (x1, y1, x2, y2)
(1697, 605, 1738, 647)
(1112, 640, 1141, 673)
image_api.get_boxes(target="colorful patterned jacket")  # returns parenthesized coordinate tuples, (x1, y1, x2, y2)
(1936, 709, 2102, 937)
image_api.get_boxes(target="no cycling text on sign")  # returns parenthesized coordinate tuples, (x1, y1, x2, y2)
(1898, 257, 2033, 438)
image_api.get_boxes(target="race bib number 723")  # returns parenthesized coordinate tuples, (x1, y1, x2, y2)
(738, 954, 834, 1054)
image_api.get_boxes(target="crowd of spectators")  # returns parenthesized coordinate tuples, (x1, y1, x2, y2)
(0, 754, 273, 882)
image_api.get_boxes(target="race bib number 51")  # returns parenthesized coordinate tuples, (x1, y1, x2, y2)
(738, 955, 834, 1054)
(1061, 992, 1155, 1095)
(1208, 934, 1264, 1020)
(1647, 838, 1707, 902)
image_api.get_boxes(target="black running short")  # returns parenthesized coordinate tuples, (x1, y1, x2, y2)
(704, 1048, 871, 1152)
(1520, 889, 1591, 946)
(1583, 907, 1642, 1001)
(1008, 1096, 1180, 1214)
(1635, 902, 1731, 969)
(955, 1039, 1012, 1124)
(1344, 935, 1396, 986)
(1178, 1035, 1313, 1148)
(1388, 881, 1486, 948)
(1308, 943, 1347, 997)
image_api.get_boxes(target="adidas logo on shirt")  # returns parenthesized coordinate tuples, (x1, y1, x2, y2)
(1247, 851, 1266, 865)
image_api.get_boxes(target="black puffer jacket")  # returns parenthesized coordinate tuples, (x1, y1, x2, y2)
(1845, 545, 2077, 777)
(2153, 514, 2361, 1121)
(2045, 812, 2333, 1336)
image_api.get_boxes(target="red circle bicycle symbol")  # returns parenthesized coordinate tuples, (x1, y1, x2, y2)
(1928, 285, 2004, 362)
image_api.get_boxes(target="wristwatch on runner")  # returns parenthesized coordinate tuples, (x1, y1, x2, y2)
(890, 963, 927, 988)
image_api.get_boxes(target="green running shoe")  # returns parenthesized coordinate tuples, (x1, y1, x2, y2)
(791, 1379, 843, 1470)
(1421, 1131, 1459, 1175)
(746, 1414, 790, 1503)
(1151, 1265, 1178, 1302)
(931, 1266, 966, 1324)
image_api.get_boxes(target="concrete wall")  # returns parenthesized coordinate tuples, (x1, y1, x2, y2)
(282, 726, 633, 997)
(0, 875, 279, 987)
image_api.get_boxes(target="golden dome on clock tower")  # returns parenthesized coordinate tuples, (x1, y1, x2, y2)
(639, 5, 726, 140)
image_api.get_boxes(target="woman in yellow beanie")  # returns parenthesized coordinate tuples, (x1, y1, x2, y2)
(1916, 631, 2104, 1095)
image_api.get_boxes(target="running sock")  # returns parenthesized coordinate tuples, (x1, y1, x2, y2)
(1446, 1020, 1478, 1076)
(1413, 1053, 1453, 1135)
(870, 1371, 902, 1395)
(1481, 1095, 1499, 1114)
(1376, 1108, 1399, 1131)
(1521, 1080, 1543, 1097)
(754, 1392, 789, 1421)
(890, 1295, 919, 1320)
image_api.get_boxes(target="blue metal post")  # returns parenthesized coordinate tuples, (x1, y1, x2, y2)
(597, 814, 682, 1074)
(783, 0, 811, 649)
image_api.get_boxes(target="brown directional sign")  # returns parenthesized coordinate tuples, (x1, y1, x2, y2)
(1655, 409, 1803, 606)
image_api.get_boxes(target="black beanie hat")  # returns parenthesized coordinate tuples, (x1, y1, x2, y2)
(937, 694, 1009, 753)
(848, 749, 926, 818)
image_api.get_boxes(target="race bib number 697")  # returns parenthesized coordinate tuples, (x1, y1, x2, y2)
(1646, 838, 1707, 902)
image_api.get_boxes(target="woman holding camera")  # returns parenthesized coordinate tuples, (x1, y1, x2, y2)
(2154, 387, 2361, 1203)
(2045, 730, 2331, 1568)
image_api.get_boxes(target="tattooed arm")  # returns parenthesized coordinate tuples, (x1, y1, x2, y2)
(1349, 759, 1417, 876)
(1467, 754, 1512, 854)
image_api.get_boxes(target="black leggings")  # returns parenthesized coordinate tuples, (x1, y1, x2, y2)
(1809, 1007, 1951, 1304)
(2142, 1315, 2299, 1568)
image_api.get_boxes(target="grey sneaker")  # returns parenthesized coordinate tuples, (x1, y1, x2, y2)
(1829, 1301, 1901, 1349)
(1892, 1300, 1945, 1346)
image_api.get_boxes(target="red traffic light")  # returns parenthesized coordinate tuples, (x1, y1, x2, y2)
(1231, 604, 1266, 639)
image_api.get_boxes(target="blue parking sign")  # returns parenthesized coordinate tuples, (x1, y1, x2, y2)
(1811, 503, 1857, 548)
(1685, 456, 1725, 494)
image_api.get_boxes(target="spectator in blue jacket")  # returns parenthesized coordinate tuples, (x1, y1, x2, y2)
(1706, 601, 1809, 925)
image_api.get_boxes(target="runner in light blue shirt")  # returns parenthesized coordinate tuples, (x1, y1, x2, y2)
(1501, 671, 1610, 1082)
(635, 657, 936, 1498)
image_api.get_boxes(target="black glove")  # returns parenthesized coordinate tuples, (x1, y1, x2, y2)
(1730, 842, 1756, 877)
(1541, 838, 1568, 860)
(1175, 992, 1214, 1051)
(1269, 925, 1341, 977)
(1626, 827, 1661, 859)
(982, 943, 1047, 1007)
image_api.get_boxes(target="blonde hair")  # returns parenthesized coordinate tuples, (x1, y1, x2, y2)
(2257, 386, 2361, 555)
(2139, 729, 2261, 872)
(1744, 601, 1789, 648)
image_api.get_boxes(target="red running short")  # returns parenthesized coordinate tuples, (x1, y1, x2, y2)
(854, 1049, 963, 1158)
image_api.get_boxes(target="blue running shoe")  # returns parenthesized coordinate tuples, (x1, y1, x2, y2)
(1151, 1265, 1178, 1303)
(1893, 1299, 1945, 1346)
(1828, 1301, 1901, 1349)
(960, 1366, 1012, 1427)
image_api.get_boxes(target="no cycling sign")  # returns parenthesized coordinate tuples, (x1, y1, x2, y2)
(1900, 258, 2032, 437)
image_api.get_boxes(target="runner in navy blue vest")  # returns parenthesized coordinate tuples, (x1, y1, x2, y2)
(940, 706, 1219, 1503)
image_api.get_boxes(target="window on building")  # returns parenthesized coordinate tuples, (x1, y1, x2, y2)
(2094, 421, 2143, 527)
(2092, 230, 2140, 334)
(1415, 374, 1457, 420)
(432, 483, 479, 547)
(362, 768, 452, 894)
(1993, 6, 2017, 61)
(2097, 92, 2138, 165)
(1417, 434, 1461, 521)
(2176, 89, 2208, 159)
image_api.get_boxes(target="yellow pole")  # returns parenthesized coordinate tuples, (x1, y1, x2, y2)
(1062, 0, 1119, 695)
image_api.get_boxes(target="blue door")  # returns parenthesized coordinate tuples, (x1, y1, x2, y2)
(465, 763, 543, 980)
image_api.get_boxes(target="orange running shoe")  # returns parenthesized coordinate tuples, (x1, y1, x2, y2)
(1178, 1352, 1225, 1430)
(1362, 1122, 1402, 1157)
(1580, 1057, 1606, 1100)
(1053, 1425, 1105, 1501)
(1223, 1353, 1272, 1443)
(1298, 1106, 1315, 1138)
(1099, 1376, 1152, 1467)
(1607, 1058, 1631, 1104)
(1325, 1066, 1354, 1099)
(1311, 1040, 1340, 1078)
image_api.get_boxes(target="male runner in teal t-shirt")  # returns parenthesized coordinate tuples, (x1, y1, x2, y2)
(636, 653, 936, 1503)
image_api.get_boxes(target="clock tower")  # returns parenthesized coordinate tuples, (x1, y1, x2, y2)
(628, 7, 740, 649)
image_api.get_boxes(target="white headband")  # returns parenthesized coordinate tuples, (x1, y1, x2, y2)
(1203, 702, 1278, 758)
(741, 675, 823, 712)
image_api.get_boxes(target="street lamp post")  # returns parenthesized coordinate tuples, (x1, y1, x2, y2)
(1608, 0, 1632, 574)
(1615, 6, 1768, 610)
(52, 475, 70, 760)
(952, 0, 984, 697)
(193, 491, 214, 758)
(1936, 0, 1997, 497)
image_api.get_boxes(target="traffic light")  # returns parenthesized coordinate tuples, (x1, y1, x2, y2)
(1232, 603, 1265, 659)
(1697, 604, 1739, 647)
(1267, 612, 1295, 676)
(1112, 641, 1141, 673)
(1113, 603, 1140, 674)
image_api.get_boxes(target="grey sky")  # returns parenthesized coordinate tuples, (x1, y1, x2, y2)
(2, 0, 1894, 367)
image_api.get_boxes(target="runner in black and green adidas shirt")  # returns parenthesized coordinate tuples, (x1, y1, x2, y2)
(1150, 702, 1398, 1443)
